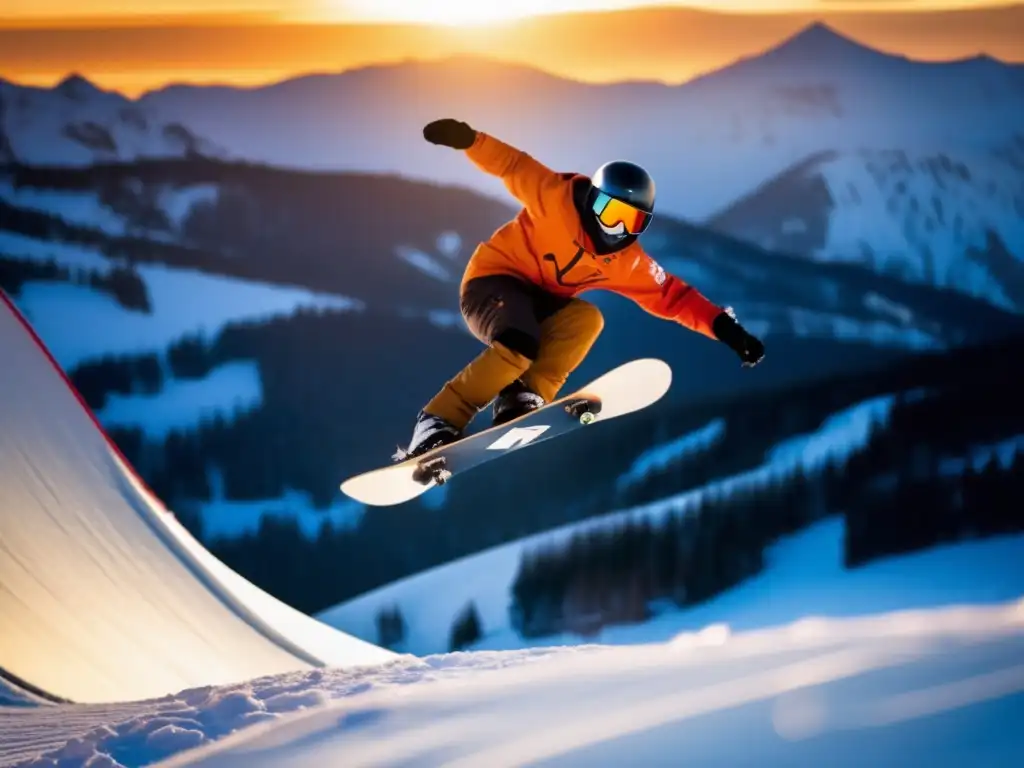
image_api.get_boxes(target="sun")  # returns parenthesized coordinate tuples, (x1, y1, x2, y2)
(335, 0, 583, 27)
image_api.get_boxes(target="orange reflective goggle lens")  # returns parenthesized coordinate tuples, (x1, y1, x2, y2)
(592, 192, 652, 234)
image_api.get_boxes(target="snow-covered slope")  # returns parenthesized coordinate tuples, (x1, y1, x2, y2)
(4, 552, 1023, 767)
(0, 74, 222, 166)
(707, 147, 1024, 312)
(0, 290, 393, 704)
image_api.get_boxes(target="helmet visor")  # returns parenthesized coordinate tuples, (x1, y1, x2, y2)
(592, 192, 653, 235)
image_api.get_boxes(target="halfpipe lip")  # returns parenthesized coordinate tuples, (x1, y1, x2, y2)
(1, 288, 122, 705)
(0, 289, 168, 514)
(0, 288, 392, 705)
(0, 664, 71, 706)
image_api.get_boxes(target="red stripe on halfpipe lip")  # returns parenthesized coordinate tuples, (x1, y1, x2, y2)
(0, 288, 170, 514)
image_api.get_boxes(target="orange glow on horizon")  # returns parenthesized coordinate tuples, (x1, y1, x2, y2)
(3, 1, 1022, 26)
(0, 1, 1020, 97)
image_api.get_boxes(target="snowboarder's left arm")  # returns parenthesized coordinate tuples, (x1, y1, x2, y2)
(421, 118, 568, 221)
(607, 249, 722, 339)
(606, 247, 766, 366)
(463, 132, 564, 218)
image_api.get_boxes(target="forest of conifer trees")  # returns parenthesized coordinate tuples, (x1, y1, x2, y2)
(505, 384, 1024, 640)
(0, 255, 150, 313)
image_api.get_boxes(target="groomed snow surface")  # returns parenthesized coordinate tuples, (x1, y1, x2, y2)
(3, 596, 1024, 767)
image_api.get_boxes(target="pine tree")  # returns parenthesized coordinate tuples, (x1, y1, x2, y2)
(449, 601, 483, 651)
(375, 604, 406, 649)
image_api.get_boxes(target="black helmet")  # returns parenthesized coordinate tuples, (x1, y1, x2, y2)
(587, 160, 655, 238)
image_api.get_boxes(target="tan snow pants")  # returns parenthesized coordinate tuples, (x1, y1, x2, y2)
(423, 275, 604, 429)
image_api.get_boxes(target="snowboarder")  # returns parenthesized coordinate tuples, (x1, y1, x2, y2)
(397, 118, 764, 460)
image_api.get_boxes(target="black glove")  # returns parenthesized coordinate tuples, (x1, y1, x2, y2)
(423, 118, 477, 150)
(712, 309, 765, 368)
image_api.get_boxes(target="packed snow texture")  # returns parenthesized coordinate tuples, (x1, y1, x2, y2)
(0, 293, 393, 705)
(3, 596, 1023, 767)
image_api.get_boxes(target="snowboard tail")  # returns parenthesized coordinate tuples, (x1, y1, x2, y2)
(340, 358, 671, 507)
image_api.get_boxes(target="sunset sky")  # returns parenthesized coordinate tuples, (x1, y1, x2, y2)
(1, 1, 1021, 95)
(5, 1, 1017, 24)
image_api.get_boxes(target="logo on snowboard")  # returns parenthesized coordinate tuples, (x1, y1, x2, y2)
(486, 425, 551, 450)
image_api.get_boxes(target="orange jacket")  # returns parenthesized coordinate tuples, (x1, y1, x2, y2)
(460, 131, 723, 340)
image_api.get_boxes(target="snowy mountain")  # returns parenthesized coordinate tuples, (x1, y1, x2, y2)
(117, 22, 1024, 310)
(707, 147, 1024, 312)
(4, 24, 1021, 310)
(0, 74, 223, 166)
(132, 24, 1024, 222)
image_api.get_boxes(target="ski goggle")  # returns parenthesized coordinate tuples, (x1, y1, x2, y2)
(592, 191, 653, 235)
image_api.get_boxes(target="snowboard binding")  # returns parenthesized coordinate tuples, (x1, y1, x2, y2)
(563, 396, 602, 424)
(412, 456, 452, 486)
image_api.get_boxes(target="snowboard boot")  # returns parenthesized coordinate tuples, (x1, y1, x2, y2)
(492, 379, 545, 427)
(393, 410, 462, 462)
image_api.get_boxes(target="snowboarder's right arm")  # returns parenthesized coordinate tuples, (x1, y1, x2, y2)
(422, 119, 561, 217)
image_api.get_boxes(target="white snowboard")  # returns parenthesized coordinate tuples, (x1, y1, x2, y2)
(340, 358, 672, 507)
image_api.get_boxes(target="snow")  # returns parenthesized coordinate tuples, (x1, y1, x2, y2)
(782, 307, 944, 350)
(863, 291, 915, 326)
(96, 361, 263, 440)
(812, 150, 1024, 310)
(159, 185, 220, 231)
(394, 245, 454, 282)
(435, 231, 463, 259)
(0, 230, 113, 274)
(615, 418, 726, 491)
(766, 393, 894, 469)
(0, 291, 394, 705)
(5, 593, 1023, 767)
(12, 263, 361, 369)
(0, 179, 224, 241)
(0, 183, 129, 237)
(0, 77, 221, 167)
(590, 393, 897, 529)
(200, 473, 365, 542)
